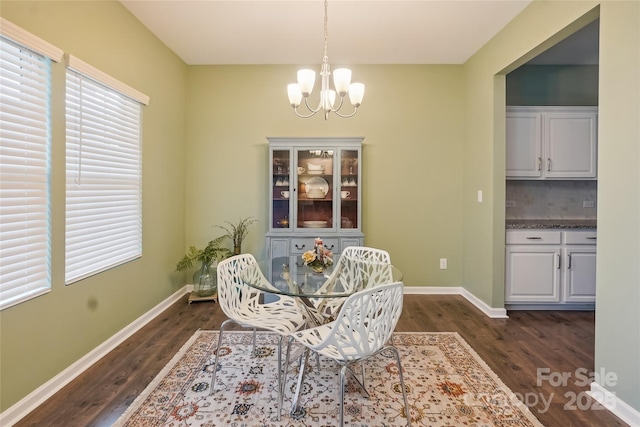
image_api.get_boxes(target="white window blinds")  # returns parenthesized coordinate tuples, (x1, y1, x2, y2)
(65, 56, 147, 284)
(0, 23, 60, 310)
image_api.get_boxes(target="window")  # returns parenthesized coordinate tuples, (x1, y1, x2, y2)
(65, 55, 149, 284)
(0, 19, 62, 310)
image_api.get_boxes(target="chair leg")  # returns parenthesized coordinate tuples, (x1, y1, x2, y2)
(209, 319, 233, 395)
(344, 364, 370, 398)
(390, 346, 411, 427)
(339, 365, 348, 427)
(290, 349, 310, 416)
(276, 335, 283, 421)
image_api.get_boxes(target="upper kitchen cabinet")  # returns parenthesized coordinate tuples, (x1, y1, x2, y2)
(266, 137, 364, 258)
(506, 106, 598, 179)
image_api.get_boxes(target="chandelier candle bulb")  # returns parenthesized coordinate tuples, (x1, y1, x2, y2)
(287, 84, 302, 107)
(333, 68, 352, 95)
(297, 69, 315, 95)
(349, 83, 365, 106)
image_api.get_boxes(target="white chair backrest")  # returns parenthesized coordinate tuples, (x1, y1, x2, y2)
(342, 246, 391, 263)
(313, 281, 404, 361)
(216, 254, 274, 320)
(320, 246, 393, 295)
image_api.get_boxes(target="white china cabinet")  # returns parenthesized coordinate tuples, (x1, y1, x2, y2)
(266, 137, 364, 258)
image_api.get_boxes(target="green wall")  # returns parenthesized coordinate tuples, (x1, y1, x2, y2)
(183, 64, 466, 287)
(0, 1, 188, 411)
(595, 0, 640, 412)
(1, 0, 638, 419)
(462, 0, 639, 414)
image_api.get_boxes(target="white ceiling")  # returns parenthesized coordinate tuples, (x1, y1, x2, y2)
(119, 0, 536, 65)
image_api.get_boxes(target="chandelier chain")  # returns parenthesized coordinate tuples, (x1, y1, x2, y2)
(323, 0, 329, 64)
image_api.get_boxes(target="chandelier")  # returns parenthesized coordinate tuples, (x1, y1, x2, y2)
(287, 0, 365, 120)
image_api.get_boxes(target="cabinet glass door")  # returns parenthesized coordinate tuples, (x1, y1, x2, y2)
(339, 149, 358, 229)
(272, 149, 290, 229)
(296, 149, 334, 230)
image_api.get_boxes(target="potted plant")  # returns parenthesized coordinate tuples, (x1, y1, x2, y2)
(176, 235, 232, 297)
(216, 216, 258, 255)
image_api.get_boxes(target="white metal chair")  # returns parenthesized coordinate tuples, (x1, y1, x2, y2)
(289, 281, 411, 426)
(312, 246, 393, 320)
(209, 254, 306, 420)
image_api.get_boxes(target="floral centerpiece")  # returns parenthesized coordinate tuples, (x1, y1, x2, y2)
(302, 237, 333, 273)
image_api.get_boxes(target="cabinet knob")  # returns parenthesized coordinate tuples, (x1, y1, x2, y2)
(325, 244, 335, 250)
(295, 244, 306, 250)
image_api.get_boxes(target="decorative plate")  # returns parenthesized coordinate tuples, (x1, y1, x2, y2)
(305, 176, 329, 196)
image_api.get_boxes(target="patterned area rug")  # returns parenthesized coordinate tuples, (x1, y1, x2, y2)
(114, 331, 544, 426)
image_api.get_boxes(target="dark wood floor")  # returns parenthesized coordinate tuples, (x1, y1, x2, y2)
(15, 294, 626, 427)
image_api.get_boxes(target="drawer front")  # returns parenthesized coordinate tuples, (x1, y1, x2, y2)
(564, 230, 597, 245)
(290, 237, 339, 254)
(506, 230, 562, 245)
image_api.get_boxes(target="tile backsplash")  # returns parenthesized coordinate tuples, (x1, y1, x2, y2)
(506, 180, 597, 219)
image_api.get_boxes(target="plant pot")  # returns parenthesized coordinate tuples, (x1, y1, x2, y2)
(193, 262, 217, 297)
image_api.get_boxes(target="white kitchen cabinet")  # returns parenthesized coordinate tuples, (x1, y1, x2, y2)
(266, 137, 364, 259)
(506, 245, 561, 302)
(506, 106, 598, 179)
(563, 247, 597, 302)
(505, 229, 596, 309)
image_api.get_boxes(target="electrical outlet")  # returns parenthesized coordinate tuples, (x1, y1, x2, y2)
(583, 200, 595, 208)
(506, 200, 516, 207)
(439, 258, 448, 269)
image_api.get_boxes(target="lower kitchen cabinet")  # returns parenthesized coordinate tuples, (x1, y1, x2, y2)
(563, 247, 597, 302)
(505, 229, 596, 309)
(506, 246, 561, 302)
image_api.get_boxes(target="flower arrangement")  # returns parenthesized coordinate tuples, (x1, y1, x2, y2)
(302, 237, 333, 272)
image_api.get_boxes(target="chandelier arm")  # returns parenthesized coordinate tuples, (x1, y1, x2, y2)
(330, 96, 345, 113)
(293, 106, 319, 119)
(333, 107, 359, 118)
(303, 96, 323, 114)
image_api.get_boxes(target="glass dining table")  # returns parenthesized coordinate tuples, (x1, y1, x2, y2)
(239, 254, 403, 417)
(244, 254, 402, 291)
(241, 255, 403, 322)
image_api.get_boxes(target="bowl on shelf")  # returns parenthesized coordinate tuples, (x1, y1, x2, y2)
(306, 190, 325, 199)
(307, 163, 324, 171)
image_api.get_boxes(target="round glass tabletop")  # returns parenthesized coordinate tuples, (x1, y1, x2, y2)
(241, 255, 403, 298)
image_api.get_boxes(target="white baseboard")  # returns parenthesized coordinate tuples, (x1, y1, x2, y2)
(404, 286, 509, 319)
(0, 286, 190, 427)
(588, 382, 640, 427)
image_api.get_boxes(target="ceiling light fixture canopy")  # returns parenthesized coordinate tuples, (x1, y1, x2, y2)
(287, 0, 364, 120)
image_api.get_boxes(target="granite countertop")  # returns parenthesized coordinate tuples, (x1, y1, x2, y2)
(506, 219, 597, 229)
